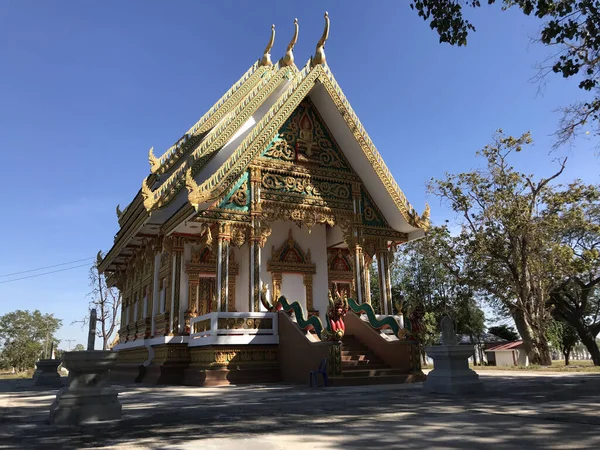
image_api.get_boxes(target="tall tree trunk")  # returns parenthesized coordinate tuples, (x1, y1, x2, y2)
(563, 349, 570, 366)
(512, 308, 552, 365)
(575, 324, 600, 366)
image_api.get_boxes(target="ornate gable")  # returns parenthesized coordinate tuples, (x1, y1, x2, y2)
(261, 98, 351, 174)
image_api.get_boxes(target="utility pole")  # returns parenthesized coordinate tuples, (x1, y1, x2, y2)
(64, 339, 75, 351)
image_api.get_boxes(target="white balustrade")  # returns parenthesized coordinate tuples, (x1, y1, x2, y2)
(189, 312, 278, 347)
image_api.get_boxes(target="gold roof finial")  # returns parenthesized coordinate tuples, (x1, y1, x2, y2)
(141, 176, 155, 211)
(312, 12, 329, 67)
(116, 204, 123, 219)
(282, 18, 299, 67)
(259, 24, 276, 66)
(148, 146, 160, 174)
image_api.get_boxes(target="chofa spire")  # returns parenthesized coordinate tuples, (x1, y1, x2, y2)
(312, 12, 329, 66)
(282, 18, 299, 67)
(259, 24, 276, 66)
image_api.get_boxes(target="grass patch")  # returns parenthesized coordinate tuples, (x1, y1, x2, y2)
(0, 370, 34, 379)
(470, 360, 600, 372)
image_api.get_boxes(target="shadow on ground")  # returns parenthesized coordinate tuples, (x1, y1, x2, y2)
(1, 374, 599, 449)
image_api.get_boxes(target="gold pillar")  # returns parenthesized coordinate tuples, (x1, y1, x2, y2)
(250, 165, 262, 312)
(304, 273, 314, 311)
(364, 254, 372, 304)
(376, 242, 392, 315)
(271, 272, 282, 303)
(217, 224, 231, 312)
(171, 236, 184, 334)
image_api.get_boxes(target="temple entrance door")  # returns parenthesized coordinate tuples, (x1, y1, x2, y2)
(198, 277, 216, 315)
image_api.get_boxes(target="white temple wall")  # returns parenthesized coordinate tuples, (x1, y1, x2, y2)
(281, 274, 306, 308)
(326, 225, 344, 247)
(260, 221, 328, 322)
(232, 244, 249, 312)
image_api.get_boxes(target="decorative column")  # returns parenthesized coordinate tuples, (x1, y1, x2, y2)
(151, 250, 161, 337)
(376, 241, 392, 315)
(350, 182, 366, 303)
(249, 165, 263, 312)
(184, 256, 200, 334)
(171, 236, 184, 334)
(216, 223, 231, 312)
(363, 254, 372, 304)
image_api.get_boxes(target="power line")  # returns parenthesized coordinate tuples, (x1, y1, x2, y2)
(0, 257, 94, 278)
(0, 263, 91, 284)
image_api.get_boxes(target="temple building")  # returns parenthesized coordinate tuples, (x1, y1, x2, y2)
(99, 14, 430, 386)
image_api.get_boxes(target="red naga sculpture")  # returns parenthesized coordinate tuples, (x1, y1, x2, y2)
(322, 286, 349, 341)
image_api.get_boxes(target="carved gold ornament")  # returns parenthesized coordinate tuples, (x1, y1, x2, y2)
(231, 226, 247, 248)
(262, 173, 349, 199)
(148, 147, 160, 174)
(231, 180, 249, 206)
(141, 176, 155, 211)
(363, 206, 376, 222)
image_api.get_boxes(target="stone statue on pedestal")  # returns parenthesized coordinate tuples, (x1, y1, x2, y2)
(423, 315, 483, 395)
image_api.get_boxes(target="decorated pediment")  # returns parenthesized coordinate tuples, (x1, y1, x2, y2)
(261, 99, 351, 173)
(327, 248, 353, 273)
(267, 229, 316, 274)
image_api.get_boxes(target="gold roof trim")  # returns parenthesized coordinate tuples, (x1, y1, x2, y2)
(260, 25, 276, 67)
(317, 63, 429, 231)
(143, 64, 293, 212)
(187, 59, 429, 232)
(282, 19, 299, 67)
(187, 60, 318, 210)
(150, 61, 263, 175)
(312, 12, 329, 67)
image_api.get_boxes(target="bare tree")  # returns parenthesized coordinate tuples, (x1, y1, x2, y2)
(75, 251, 121, 350)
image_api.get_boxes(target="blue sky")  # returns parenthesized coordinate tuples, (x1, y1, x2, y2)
(0, 1, 598, 347)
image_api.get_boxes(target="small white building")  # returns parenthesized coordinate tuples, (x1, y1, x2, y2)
(486, 340, 529, 367)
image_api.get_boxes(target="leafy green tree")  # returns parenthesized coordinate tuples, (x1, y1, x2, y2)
(369, 263, 382, 314)
(429, 131, 585, 365)
(0, 310, 62, 371)
(545, 187, 600, 364)
(409, 0, 600, 145)
(547, 319, 580, 365)
(73, 343, 85, 352)
(488, 325, 520, 341)
(391, 225, 486, 364)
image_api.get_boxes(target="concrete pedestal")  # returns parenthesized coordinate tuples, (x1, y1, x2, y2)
(32, 359, 63, 387)
(50, 350, 122, 425)
(424, 345, 483, 394)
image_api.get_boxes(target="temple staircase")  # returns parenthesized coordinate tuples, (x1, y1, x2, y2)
(330, 335, 417, 386)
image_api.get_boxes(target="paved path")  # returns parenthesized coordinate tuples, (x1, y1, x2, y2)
(1, 371, 599, 449)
